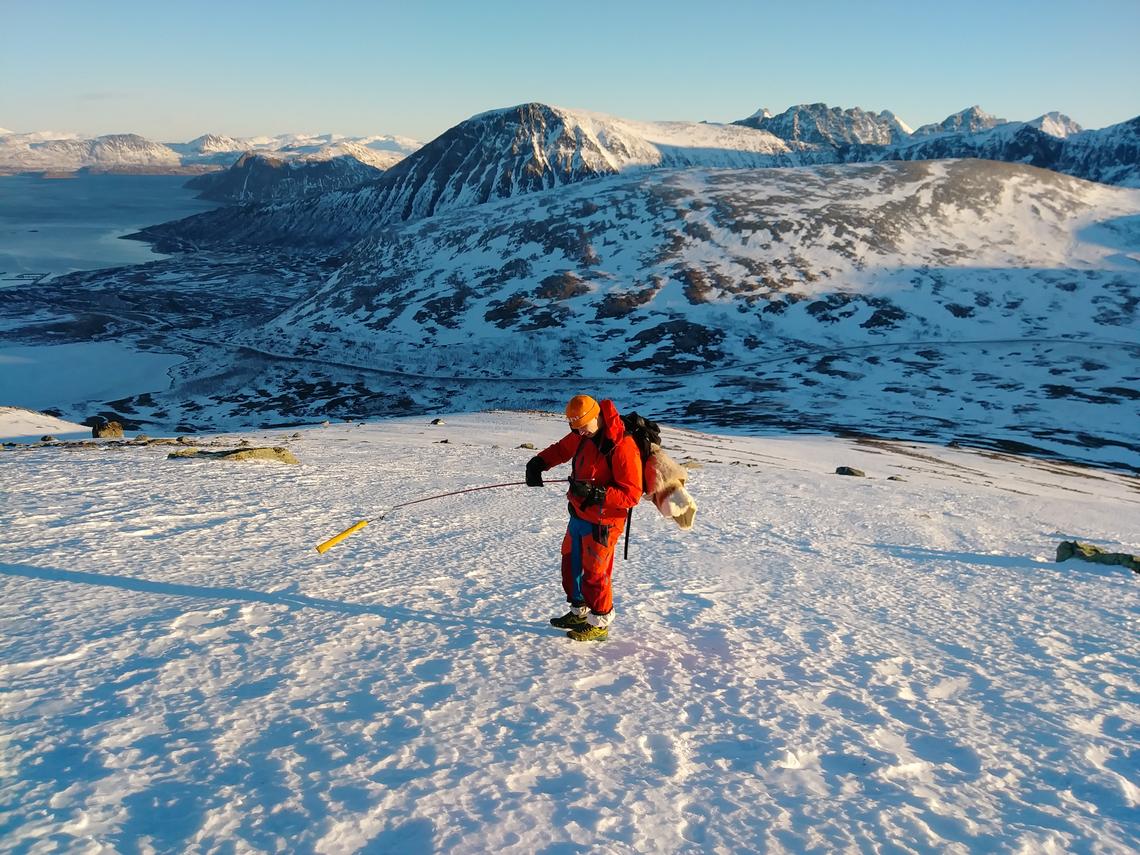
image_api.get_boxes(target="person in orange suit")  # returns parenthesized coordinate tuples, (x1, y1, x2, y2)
(525, 395, 643, 641)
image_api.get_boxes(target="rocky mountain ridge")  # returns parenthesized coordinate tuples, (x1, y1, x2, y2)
(735, 103, 913, 145)
(911, 106, 1009, 137)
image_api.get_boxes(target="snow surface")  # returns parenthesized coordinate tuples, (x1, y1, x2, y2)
(2, 409, 1137, 853)
(0, 406, 87, 441)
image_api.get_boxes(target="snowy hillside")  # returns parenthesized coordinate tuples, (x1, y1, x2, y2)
(884, 115, 1136, 182)
(226, 159, 1139, 471)
(1, 410, 1137, 853)
(168, 132, 420, 160)
(0, 406, 88, 441)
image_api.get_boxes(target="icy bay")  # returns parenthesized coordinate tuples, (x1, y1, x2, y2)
(0, 173, 218, 282)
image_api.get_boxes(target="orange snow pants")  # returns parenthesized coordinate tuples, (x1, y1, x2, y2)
(561, 514, 624, 616)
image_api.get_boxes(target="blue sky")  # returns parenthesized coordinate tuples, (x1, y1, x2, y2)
(2, 0, 1137, 142)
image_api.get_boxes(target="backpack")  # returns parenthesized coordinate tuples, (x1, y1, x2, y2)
(609, 412, 697, 558)
(619, 412, 662, 494)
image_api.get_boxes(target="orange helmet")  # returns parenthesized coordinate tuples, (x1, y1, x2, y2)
(565, 395, 600, 429)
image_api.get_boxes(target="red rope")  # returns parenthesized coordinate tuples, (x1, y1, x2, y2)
(375, 480, 562, 520)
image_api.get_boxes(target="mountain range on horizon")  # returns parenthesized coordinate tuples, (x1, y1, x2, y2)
(1, 101, 1135, 184)
(0, 128, 422, 177)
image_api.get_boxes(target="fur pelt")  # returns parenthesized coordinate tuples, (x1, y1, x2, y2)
(643, 445, 697, 530)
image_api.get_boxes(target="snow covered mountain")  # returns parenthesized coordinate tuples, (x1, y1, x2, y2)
(736, 102, 914, 145)
(1026, 111, 1086, 138)
(0, 133, 184, 174)
(0, 128, 421, 176)
(881, 113, 1122, 177)
(7, 158, 1137, 472)
(739, 104, 1135, 187)
(133, 103, 817, 249)
(1056, 116, 1140, 187)
(911, 106, 1010, 137)
(183, 151, 389, 204)
(167, 133, 248, 156)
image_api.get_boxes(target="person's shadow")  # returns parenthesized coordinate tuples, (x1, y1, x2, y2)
(0, 562, 549, 636)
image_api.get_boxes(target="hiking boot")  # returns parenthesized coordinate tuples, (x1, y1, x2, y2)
(550, 611, 588, 629)
(567, 624, 609, 642)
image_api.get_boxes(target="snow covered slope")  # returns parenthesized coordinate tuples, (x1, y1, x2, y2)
(885, 114, 1127, 179)
(0, 406, 87, 440)
(1057, 116, 1140, 187)
(1, 411, 1137, 853)
(215, 159, 1137, 470)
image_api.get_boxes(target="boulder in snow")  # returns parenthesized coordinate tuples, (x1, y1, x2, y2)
(92, 420, 124, 439)
(168, 446, 299, 464)
(1056, 541, 1140, 574)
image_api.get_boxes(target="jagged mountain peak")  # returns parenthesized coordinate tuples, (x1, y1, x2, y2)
(913, 105, 1008, 137)
(734, 102, 913, 146)
(1026, 112, 1084, 138)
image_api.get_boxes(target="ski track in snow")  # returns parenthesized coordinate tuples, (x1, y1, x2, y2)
(1, 412, 1138, 853)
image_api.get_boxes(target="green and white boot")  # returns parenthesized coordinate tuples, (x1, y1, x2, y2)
(550, 608, 588, 629)
(567, 624, 609, 642)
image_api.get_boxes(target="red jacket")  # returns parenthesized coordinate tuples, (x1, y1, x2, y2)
(538, 399, 643, 524)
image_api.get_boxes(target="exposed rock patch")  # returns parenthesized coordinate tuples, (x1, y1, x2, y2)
(168, 446, 299, 464)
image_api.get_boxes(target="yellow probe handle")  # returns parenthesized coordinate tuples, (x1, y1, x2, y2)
(315, 520, 369, 553)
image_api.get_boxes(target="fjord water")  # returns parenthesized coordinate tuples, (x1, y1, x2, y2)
(0, 173, 219, 281)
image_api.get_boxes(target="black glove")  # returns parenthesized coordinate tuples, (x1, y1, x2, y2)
(525, 456, 548, 487)
(569, 480, 607, 508)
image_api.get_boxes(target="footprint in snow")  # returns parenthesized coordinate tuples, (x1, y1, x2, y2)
(639, 733, 683, 778)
